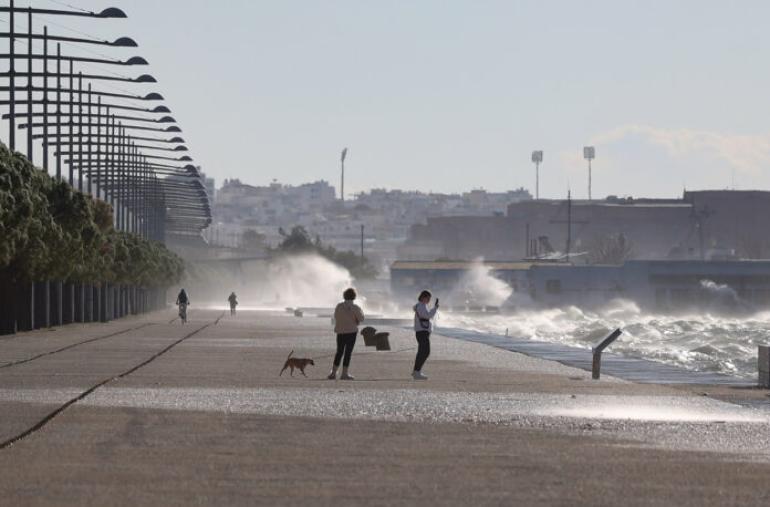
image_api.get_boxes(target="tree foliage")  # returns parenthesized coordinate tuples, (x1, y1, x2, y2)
(0, 142, 184, 287)
(274, 225, 378, 279)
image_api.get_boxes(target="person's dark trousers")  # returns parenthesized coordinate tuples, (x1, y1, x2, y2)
(414, 331, 431, 371)
(334, 332, 357, 367)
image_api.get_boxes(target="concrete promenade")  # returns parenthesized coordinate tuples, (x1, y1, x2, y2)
(1, 308, 770, 506)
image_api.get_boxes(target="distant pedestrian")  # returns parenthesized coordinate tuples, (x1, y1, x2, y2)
(176, 289, 190, 324)
(412, 290, 438, 380)
(329, 288, 365, 380)
(228, 292, 238, 315)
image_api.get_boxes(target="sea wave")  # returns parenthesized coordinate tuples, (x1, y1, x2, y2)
(436, 299, 770, 379)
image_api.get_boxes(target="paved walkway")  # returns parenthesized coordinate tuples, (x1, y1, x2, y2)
(2, 309, 770, 506)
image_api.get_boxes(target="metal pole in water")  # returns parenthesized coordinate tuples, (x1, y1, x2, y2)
(592, 328, 622, 380)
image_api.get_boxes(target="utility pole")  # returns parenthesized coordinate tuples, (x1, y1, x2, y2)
(340, 147, 347, 202)
(549, 190, 588, 263)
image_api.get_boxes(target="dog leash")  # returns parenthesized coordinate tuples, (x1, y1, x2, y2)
(311, 346, 417, 362)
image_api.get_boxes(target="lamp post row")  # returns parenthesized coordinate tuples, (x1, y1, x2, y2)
(0, 1, 211, 334)
(1, 1, 212, 243)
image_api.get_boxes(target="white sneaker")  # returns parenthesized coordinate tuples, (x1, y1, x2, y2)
(412, 370, 428, 380)
(340, 373, 355, 380)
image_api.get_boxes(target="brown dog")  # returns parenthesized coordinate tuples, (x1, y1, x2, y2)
(279, 350, 315, 377)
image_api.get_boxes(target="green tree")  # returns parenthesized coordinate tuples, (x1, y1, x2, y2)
(0, 141, 185, 288)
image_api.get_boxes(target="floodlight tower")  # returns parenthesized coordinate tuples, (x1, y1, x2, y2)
(583, 146, 595, 200)
(531, 150, 543, 200)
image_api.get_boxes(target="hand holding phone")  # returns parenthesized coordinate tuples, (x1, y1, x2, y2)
(435, 298, 440, 308)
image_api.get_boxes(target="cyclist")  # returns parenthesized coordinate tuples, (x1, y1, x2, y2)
(176, 288, 190, 324)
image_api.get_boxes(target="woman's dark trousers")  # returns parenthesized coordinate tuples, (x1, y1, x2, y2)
(334, 332, 357, 367)
(414, 331, 431, 371)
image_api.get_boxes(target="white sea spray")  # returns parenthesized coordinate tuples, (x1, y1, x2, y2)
(439, 299, 770, 379)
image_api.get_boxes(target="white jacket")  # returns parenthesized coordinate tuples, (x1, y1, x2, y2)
(413, 302, 438, 332)
(334, 301, 365, 334)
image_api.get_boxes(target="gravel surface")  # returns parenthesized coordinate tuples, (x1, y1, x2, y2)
(2, 384, 769, 456)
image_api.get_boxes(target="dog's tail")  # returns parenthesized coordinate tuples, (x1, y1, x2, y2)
(279, 350, 295, 376)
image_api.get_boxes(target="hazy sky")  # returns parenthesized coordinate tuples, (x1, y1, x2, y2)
(4, 0, 770, 198)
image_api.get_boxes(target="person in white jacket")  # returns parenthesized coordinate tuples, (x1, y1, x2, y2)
(329, 288, 365, 380)
(412, 290, 439, 380)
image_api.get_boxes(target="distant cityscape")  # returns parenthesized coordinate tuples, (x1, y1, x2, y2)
(199, 175, 532, 270)
(194, 173, 770, 275)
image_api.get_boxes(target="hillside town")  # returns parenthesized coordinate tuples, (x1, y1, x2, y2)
(194, 174, 770, 271)
(200, 177, 533, 271)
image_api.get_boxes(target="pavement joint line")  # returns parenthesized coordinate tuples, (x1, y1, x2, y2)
(0, 323, 155, 371)
(0, 317, 219, 451)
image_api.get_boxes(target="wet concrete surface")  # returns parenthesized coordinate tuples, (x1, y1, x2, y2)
(438, 326, 753, 385)
(2, 309, 770, 505)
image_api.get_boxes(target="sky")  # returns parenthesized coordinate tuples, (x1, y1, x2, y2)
(4, 0, 770, 199)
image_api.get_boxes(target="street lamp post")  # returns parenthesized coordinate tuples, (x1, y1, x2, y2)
(531, 150, 543, 200)
(5, 69, 160, 171)
(8, 0, 15, 150)
(583, 146, 595, 201)
(0, 25, 139, 174)
(26, 6, 32, 162)
(20, 105, 176, 201)
(54, 121, 182, 224)
(43, 26, 49, 171)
